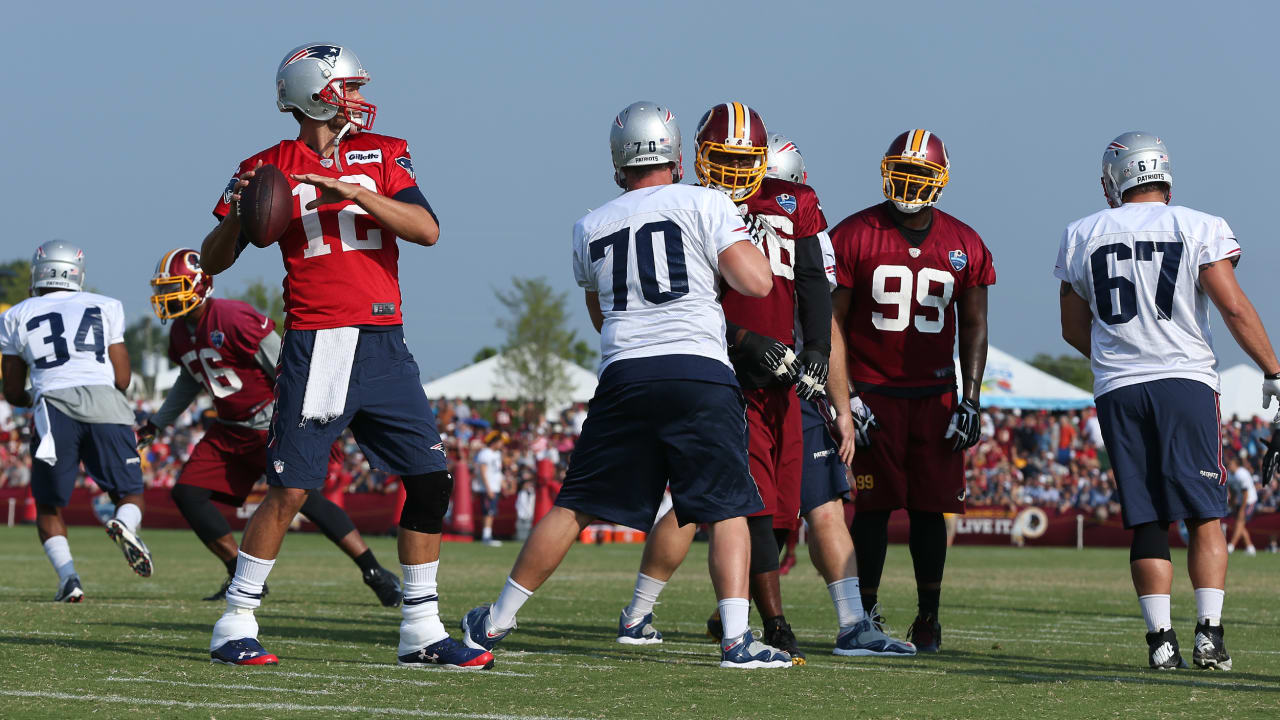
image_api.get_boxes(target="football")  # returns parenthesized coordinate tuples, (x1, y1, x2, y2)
(238, 163, 292, 248)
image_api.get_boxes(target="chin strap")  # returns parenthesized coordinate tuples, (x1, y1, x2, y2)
(332, 121, 355, 170)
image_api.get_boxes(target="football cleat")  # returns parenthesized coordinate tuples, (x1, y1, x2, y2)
(616, 611, 663, 645)
(363, 567, 403, 608)
(762, 616, 806, 665)
(398, 636, 494, 670)
(720, 630, 791, 669)
(1192, 621, 1232, 670)
(1147, 628, 1188, 670)
(203, 575, 269, 602)
(906, 613, 941, 653)
(54, 576, 84, 603)
(834, 617, 917, 657)
(105, 519, 152, 578)
(460, 605, 514, 652)
(210, 638, 279, 666)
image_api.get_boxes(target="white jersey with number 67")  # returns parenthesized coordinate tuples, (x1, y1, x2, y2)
(573, 184, 755, 374)
(0, 290, 125, 397)
(1055, 202, 1241, 397)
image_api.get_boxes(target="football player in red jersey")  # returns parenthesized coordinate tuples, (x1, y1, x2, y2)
(197, 43, 491, 669)
(614, 103, 837, 663)
(830, 129, 995, 652)
(139, 248, 402, 606)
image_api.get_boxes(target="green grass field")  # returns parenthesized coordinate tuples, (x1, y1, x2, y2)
(0, 526, 1277, 719)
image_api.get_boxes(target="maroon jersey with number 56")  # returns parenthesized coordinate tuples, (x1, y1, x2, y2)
(168, 298, 276, 424)
(831, 203, 995, 390)
(719, 176, 827, 344)
(212, 132, 419, 330)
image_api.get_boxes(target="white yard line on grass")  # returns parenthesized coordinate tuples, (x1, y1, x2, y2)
(1002, 670, 1278, 691)
(0, 690, 588, 720)
(946, 630, 1280, 655)
(271, 670, 437, 686)
(104, 675, 337, 695)
(0, 629, 75, 637)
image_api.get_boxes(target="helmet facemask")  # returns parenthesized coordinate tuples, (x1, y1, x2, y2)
(881, 156, 949, 214)
(318, 78, 376, 131)
(696, 144, 768, 201)
(150, 275, 203, 321)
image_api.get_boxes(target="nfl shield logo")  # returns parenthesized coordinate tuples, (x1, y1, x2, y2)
(209, 330, 225, 348)
(775, 194, 797, 214)
(273, 460, 285, 474)
(949, 250, 968, 271)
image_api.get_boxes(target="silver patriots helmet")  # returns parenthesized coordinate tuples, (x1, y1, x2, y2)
(1101, 131, 1172, 208)
(276, 43, 376, 129)
(610, 101, 682, 188)
(31, 240, 86, 292)
(765, 133, 807, 184)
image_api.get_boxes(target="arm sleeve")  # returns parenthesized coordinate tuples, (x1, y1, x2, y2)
(707, 191, 754, 260)
(960, 234, 997, 290)
(254, 331, 282, 377)
(818, 231, 837, 290)
(833, 226, 857, 289)
(572, 220, 597, 291)
(383, 140, 418, 197)
(1053, 230, 1072, 284)
(1196, 217, 1242, 267)
(393, 186, 438, 226)
(105, 299, 127, 345)
(151, 369, 202, 429)
(0, 310, 19, 355)
(793, 234, 833, 356)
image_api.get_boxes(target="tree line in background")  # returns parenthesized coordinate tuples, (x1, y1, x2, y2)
(3, 258, 1090, 396)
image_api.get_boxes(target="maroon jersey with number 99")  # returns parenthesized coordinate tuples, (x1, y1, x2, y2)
(212, 132, 420, 330)
(831, 203, 995, 390)
(719, 176, 827, 344)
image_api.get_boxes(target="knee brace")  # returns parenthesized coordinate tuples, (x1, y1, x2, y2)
(170, 483, 232, 544)
(299, 490, 357, 543)
(748, 515, 780, 575)
(399, 471, 453, 534)
(1130, 521, 1171, 563)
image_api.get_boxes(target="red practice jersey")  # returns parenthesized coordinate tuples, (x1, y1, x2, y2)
(831, 203, 995, 390)
(168, 298, 277, 423)
(720, 177, 827, 344)
(212, 132, 420, 330)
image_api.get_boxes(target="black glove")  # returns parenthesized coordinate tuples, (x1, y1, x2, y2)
(794, 350, 829, 402)
(850, 395, 880, 448)
(733, 330, 798, 384)
(135, 419, 159, 449)
(1262, 430, 1280, 486)
(944, 398, 981, 452)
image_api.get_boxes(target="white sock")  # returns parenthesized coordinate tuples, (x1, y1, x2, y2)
(114, 503, 142, 534)
(398, 561, 447, 654)
(482, 525, 493, 540)
(489, 576, 533, 632)
(623, 573, 666, 619)
(1194, 588, 1225, 626)
(1138, 594, 1172, 633)
(225, 551, 274, 611)
(828, 577, 864, 628)
(43, 536, 77, 583)
(719, 597, 750, 642)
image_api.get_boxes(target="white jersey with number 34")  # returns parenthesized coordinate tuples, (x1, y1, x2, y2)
(0, 291, 125, 398)
(1055, 202, 1241, 397)
(573, 184, 754, 374)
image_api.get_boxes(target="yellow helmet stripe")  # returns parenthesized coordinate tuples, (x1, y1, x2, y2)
(732, 101, 746, 139)
(909, 129, 927, 153)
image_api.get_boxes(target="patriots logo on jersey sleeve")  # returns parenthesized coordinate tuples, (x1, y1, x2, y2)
(222, 176, 238, 205)
(949, 249, 968, 271)
(775, 194, 797, 214)
(284, 45, 342, 68)
(396, 156, 416, 179)
(209, 330, 225, 349)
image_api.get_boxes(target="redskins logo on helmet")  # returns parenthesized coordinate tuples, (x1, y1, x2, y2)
(881, 129, 950, 214)
(150, 248, 213, 321)
(695, 102, 769, 201)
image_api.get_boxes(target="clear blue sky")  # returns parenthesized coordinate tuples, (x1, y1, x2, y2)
(7, 1, 1277, 378)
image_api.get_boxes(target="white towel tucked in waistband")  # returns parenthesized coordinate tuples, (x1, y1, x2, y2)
(33, 397, 57, 466)
(301, 327, 360, 423)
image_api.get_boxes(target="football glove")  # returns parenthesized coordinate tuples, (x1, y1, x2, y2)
(944, 398, 981, 452)
(850, 395, 880, 448)
(1262, 430, 1280, 486)
(742, 211, 774, 249)
(734, 330, 799, 384)
(794, 350, 829, 402)
(135, 419, 159, 449)
(1263, 373, 1280, 424)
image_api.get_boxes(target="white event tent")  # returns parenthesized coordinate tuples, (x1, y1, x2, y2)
(959, 345, 1095, 410)
(1218, 364, 1278, 423)
(421, 353, 598, 404)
